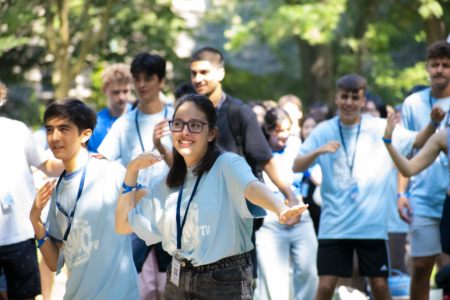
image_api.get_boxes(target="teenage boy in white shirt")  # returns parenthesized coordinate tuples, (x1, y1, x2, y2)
(294, 74, 444, 300)
(30, 98, 139, 300)
(0, 80, 63, 300)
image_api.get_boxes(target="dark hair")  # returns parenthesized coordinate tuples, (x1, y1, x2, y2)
(299, 112, 325, 140)
(308, 101, 334, 120)
(175, 83, 196, 100)
(43, 98, 97, 144)
(336, 74, 367, 93)
(407, 84, 429, 96)
(365, 91, 387, 118)
(190, 47, 224, 69)
(130, 53, 166, 80)
(264, 107, 291, 132)
(166, 94, 223, 188)
(427, 41, 450, 60)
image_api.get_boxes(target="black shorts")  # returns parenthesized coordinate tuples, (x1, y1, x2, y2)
(317, 239, 390, 278)
(441, 194, 450, 255)
(0, 239, 41, 299)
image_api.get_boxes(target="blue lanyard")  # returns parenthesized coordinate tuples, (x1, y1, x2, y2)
(338, 118, 361, 177)
(215, 92, 226, 115)
(55, 156, 89, 241)
(176, 174, 202, 251)
(135, 106, 168, 152)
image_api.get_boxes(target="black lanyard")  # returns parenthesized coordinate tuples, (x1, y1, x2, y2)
(56, 157, 89, 241)
(176, 174, 202, 251)
(338, 118, 361, 177)
(135, 106, 168, 152)
(215, 92, 226, 115)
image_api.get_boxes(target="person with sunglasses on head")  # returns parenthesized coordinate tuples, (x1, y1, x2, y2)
(115, 94, 308, 300)
(29, 98, 139, 300)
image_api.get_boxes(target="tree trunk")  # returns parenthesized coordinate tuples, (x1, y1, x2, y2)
(297, 37, 334, 107)
(423, 14, 445, 46)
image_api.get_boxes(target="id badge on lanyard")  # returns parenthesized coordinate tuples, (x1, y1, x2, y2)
(338, 119, 361, 200)
(170, 174, 202, 286)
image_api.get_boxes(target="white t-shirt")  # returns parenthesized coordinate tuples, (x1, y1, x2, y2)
(46, 158, 139, 300)
(0, 118, 50, 246)
(98, 106, 174, 190)
(129, 152, 265, 266)
(299, 115, 417, 240)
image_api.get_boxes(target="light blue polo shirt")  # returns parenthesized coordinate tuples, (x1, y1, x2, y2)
(401, 87, 450, 218)
(299, 115, 416, 240)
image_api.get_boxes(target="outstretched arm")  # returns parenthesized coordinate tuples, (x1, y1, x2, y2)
(412, 105, 446, 148)
(115, 152, 163, 235)
(293, 141, 341, 173)
(244, 180, 308, 226)
(384, 114, 445, 177)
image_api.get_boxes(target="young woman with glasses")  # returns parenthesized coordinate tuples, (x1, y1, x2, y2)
(115, 94, 308, 300)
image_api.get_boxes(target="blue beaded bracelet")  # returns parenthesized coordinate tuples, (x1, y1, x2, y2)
(382, 137, 392, 144)
(122, 182, 145, 194)
(36, 230, 49, 249)
(430, 120, 439, 127)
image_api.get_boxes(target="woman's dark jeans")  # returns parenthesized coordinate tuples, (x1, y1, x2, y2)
(164, 252, 253, 300)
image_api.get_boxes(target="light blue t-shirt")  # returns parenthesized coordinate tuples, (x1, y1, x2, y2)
(46, 158, 139, 300)
(87, 104, 133, 153)
(401, 87, 450, 218)
(128, 152, 265, 266)
(98, 106, 174, 190)
(299, 115, 416, 240)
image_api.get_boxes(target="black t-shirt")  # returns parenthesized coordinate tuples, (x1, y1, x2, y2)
(216, 94, 273, 177)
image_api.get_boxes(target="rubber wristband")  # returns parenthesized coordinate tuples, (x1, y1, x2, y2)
(382, 137, 392, 144)
(303, 170, 311, 179)
(397, 192, 410, 198)
(122, 182, 145, 194)
(430, 120, 439, 127)
(36, 230, 49, 249)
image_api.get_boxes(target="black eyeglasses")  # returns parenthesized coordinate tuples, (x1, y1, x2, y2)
(168, 120, 213, 133)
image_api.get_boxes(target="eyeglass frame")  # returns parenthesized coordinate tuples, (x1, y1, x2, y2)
(168, 120, 214, 133)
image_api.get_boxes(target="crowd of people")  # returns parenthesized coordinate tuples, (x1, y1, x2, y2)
(0, 40, 449, 300)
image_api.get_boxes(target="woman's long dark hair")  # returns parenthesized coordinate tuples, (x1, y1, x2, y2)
(166, 94, 223, 188)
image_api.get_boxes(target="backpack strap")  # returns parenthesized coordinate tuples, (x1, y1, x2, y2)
(227, 97, 245, 158)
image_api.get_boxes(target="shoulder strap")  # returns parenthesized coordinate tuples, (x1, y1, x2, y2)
(447, 128, 450, 171)
(227, 97, 245, 158)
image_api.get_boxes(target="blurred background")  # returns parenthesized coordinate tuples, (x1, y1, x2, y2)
(0, 0, 448, 129)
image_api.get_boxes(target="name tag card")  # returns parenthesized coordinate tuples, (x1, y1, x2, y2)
(0, 192, 14, 209)
(171, 256, 181, 286)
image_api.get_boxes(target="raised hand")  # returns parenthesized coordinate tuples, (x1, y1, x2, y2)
(317, 141, 341, 155)
(30, 180, 56, 221)
(153, 118, 171, 150)
(430, 104, 446, 125)
(384, 113, 397, 141)
(127, 151, 164, 172)
(279, 204, 309, 225)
